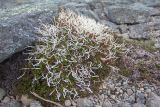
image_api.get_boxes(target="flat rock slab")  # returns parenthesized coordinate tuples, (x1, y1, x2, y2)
(107, 3, 154, 24)
(0, 0, 67, 63)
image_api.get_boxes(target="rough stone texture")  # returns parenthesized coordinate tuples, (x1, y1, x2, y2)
(64, 100, 72, 107)
(30, 101, 43, 107)
(76, 98, 94, 107)
(0, 0, 62, 63)
(0, 88, 6, 100)
(102, 99, 112, 107)
(128, 21, 160, 39)
(2, 101, 22, 107)
(147, 92, 160, 107)
(1, 0, 160, 62)
(133, 103, 146, 107)
(107, 3, 151, 24)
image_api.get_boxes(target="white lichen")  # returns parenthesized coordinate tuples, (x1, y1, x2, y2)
(26, 9, 121, 101)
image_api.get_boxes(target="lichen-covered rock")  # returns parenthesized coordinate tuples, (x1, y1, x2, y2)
(0, 0, 62, 63)
(76, 98, 94, 107)
(147, 92, 160, 107)
(107, 3, 151, 24)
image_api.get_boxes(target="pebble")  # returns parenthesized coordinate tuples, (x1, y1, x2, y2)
(140, 88, 144, 92)
(127, 89, 133, 96)
(119, 89, 123, 94)
(65, 100, 72, 107)
(3, 100, 22, 107)
(2, 96, 10, 104)
(71, 101, 76, 106)
(30, 101, 43, 107)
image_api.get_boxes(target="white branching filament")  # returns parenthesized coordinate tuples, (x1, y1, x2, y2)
(26, 9, 121, 101)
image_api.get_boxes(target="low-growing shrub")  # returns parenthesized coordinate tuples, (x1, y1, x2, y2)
(21, 9, 122, 102)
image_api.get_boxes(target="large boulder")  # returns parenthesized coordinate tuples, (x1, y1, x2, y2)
(0, 0, 65, 63)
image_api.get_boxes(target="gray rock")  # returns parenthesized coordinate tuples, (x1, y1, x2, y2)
(0, 0, 61, 63)
(65, 100, 72, 107)
(133, 103, 146, 107)
(63, 2, 90, 10)
(113, 102, 132, 107)
(118, 24, 129, 33)
(30, 101, 43, 107)
(3, 101, 22, 107)
(121, 102, 132, 107)
(63, 1, 99, 21)
(76, 98, 94, 107)
(78, 9, 100, 21)
(0, 88, 6, 100)
(135, 0, 160, 6)
(127, 89, 133, 96)
(101, 20, 119, 31)
(155, 38, 160, 48)
(129, 23, 151, 40)
(107, 3, 151, 24)
(136, 92, 146, 104)
(129, 21, 160, 39)
(102, 99, 112, 107)
(147, 92, 160, 107)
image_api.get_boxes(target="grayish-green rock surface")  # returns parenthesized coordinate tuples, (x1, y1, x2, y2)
(0, 0, 64, 63)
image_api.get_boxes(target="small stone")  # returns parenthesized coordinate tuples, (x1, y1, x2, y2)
(115, 91, 119, 95)
(77, 98, 93, 107)
(20, 95, 33, 106)
(102, 99, 112, 107)
(0, 88, 6, 100)
(102, 84, 107, 89)
(119, 89, 123, 94)
(72, 101, 76, 106)
(109, 84, 115, 91)
(2, 96, 10, 103)
(3, 100, 22, 107)
(128, 95, 136, 103)
(65, 100, 72, 107)
(110, 95, 116, 100)
(147, 92, 160, 107)
(121, 102, 132, 107)
(146, 89, 151, 93)
(136, 92, 146, 104)
(140, 88, 144, 92)
(30, 101, 43, 107)
(99, 94, 105, 100)
(123, 92, 129, 99)
(127, 89, 133, 96)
